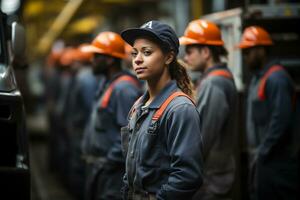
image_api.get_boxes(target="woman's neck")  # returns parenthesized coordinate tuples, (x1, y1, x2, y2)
(146, 71, 171, 104)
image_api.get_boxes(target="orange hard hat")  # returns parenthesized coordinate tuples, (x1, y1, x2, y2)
(236, 26, 273, 49)
(73, 43, 93, 62)
(125, 43, 132, 55)
(47, 49, 64, 67)
(124, 43, 133, 58)
(180, 19, 224, 46)
(60, 47, 76, 66)
(82, 31, 126, 59)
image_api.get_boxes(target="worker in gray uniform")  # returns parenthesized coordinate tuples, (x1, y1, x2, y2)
(237, 26, 299, 200)
(180, 19, 238, 200)
(65, 46, 98, 199)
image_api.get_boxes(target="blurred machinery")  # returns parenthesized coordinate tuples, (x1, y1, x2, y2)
(0, 10, 29, 200)
(0, 0, 298, 199)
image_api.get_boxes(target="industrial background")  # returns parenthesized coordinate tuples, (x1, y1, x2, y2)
(0, 0, 299, 199)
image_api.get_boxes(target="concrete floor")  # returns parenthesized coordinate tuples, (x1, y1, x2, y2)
(30, 137, 75, 200)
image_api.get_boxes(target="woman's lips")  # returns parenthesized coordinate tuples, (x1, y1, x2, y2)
(135, 67, 147, 74)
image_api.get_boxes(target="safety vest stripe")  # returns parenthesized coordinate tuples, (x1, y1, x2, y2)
(129, 91, 195, 121)
(257, 65, 284, 101)
(100, 75, 139, 108)
(152, 91, 195, 121)
(207, 69, 233, 79)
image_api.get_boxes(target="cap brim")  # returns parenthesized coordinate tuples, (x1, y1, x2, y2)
(121, 28, 163, 46)
(235, 44, 249, 49)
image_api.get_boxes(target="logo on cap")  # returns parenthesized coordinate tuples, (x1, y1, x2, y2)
(141, 21, 153, 29)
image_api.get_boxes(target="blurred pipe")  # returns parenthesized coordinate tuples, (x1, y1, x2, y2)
(174, 0, 189, 36)
(192, 0, 203, 19)
(36, 0, 84, 55)
(212, 0, 225, 12)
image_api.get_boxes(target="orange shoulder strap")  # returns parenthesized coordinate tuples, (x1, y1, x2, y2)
(207, 69, 233, 79)
(257, 65, 284, 100)
(152, 91, 195, 121)
(100, 75, 139, 108)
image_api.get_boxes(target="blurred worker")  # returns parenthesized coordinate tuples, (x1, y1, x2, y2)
(45, 48, 64, 171)
(81, 31, 142, 200)
(66, 45, 99, 199)
(67, 45, 98, 133)
(120, 20, 203, 200)
(237, 26, 299, 200)
(56, 47, 79, 183)
(180, 19, 238, 200)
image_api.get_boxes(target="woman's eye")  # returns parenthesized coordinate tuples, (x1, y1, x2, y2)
(144, 51, 151, 56)
(131, 52, 137, 58)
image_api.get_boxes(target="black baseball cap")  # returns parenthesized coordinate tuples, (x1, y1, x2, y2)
(121, 20, 179, 55)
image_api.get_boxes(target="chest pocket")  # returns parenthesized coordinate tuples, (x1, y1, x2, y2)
(140, 92, 195, 167)
(121, 126, 132, 157)
(95, 74, 140, 132)
(252, 65, 285, 126)
(251, 99, 269, 125)
(95, 108, 113, 132)
(138, 120, 163, 167)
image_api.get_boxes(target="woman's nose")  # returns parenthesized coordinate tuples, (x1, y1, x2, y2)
(134, 53, 143, 65)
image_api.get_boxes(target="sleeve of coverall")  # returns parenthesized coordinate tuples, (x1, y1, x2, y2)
(106, 83, 140, 163)
(199, 83, 229, 160)
(258, 73, 293, 160)
(79, 76, 97, 112)
(156, 103, 203, 200)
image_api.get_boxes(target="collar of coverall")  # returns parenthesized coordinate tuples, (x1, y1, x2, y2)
(136, 80, 179, 109)
(203, 63, 228, 77)
(257, 59, 281, 77)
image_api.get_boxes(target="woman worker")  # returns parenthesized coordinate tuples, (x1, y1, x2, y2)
(120, 20, 203, 200)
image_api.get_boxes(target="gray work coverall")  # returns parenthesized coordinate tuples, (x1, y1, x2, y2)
(193, 65, 238, 200)
(82, 71, 141, 200)
(246, 61, 299, 200)
(122, 81, 203, 200)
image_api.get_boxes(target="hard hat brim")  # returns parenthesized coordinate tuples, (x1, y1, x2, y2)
(179, 36, 224, 46)
(235, 41, 273, 49)
(179, 37, 199, 45)
(80, 44, 125, 59)
(81, 45, 102, 53)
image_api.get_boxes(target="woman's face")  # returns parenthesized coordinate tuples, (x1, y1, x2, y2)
(132, 38, 171, 81)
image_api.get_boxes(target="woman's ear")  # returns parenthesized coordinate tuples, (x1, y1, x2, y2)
(165, 52, 175, 65)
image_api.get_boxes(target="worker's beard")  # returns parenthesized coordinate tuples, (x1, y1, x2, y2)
(92, 62, 108, 75)
(248, 58, 263, 72)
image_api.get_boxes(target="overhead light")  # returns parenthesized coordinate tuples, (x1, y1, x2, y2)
(1, 0, 21, 15)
